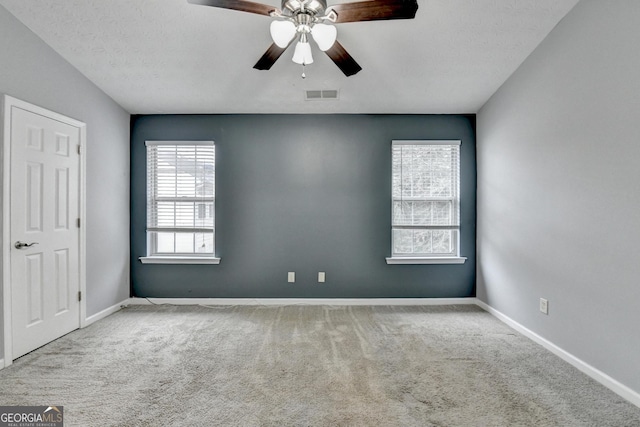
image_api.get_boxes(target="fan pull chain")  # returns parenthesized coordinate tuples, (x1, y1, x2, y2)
(301, 64, 306, 79)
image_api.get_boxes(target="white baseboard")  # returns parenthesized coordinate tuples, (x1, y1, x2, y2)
(475, 300, 640, 409)
(126, 297, 478, 306)
(85, 299, 129, 326)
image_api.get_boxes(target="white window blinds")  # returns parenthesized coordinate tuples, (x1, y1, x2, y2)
(391, 141, 460, 257)
(146, 141, 215, 256)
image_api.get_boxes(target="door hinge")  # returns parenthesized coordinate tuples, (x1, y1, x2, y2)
(77, 218, 81, 228)
(77, 145, 81, 155)
(78, 291, 82, 302)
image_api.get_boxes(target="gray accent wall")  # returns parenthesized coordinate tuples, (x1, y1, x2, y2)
(131, 115, 476, 298)
(0, 4, 130, 336)
(477, 0, 640, 396)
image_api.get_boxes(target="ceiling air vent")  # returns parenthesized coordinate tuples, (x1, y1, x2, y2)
(305, 90, 339, 101)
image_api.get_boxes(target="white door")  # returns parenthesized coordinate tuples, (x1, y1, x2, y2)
(10, 105, 81, 359)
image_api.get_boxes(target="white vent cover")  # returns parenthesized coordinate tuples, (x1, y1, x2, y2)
(305, 90, 339, 101)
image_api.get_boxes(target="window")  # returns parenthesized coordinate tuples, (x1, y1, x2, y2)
(387, 140, 465, 264)
(140, 141, 218, 264)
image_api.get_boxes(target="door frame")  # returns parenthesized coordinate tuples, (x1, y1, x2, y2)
(1, 95, 87, 368)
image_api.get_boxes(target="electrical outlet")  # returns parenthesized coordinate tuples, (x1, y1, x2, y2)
(288, 272, 295, 283)
(539, 298, 549, 315)
(318, 272, 326, 283)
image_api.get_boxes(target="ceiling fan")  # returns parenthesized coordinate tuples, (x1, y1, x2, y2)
(188, 0, 419, 77)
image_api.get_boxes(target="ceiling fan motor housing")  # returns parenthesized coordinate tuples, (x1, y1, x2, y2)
(281, 0, 327, 17)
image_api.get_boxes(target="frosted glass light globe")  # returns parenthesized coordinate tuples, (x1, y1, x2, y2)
(292, 41, 314, 65)
(311, 23, 337, 51)
(270, 20, 296, 48)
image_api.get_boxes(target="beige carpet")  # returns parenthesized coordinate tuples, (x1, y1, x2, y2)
(0, 305, 639, 426)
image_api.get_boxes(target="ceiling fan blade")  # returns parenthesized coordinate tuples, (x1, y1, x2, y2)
(326, 0, 418, 23)
(188, 0, 278, 17)
(324, 41, 362, 76)
(254, 43, 289, 70)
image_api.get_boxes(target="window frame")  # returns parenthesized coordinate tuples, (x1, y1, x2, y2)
(386, 140, 466, 265)
(139, 140, 220, 265)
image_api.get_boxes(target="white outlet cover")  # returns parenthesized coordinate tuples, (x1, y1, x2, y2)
(318, 272, 326, 283)
(540, 298, 549, 314)
(288, 272, 295, 283)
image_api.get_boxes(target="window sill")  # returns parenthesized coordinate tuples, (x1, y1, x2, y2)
(139, 256, 221, 265)
(386, 257, 467, 265)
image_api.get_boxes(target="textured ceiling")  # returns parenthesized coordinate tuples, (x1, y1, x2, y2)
(0, 0, 579, 114)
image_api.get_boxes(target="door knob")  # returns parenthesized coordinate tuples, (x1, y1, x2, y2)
(15, 241, 39, 249)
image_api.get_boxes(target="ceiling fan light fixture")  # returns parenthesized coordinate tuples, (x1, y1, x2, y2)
(292, 38, 314, 65)
(270, 20, 297, 48)
(311, 23, 337, 51)
(189, 0, 419, 77)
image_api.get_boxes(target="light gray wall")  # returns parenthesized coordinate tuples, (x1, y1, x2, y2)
(477, 0, 640, 396)
(0, 4, 130, 359)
